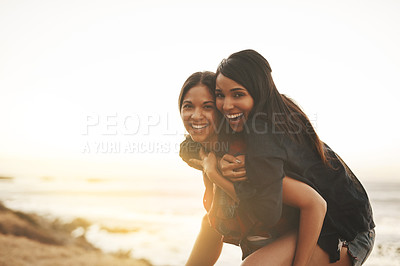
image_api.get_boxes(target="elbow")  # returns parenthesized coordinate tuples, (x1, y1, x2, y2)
(314, 195, 327, 220)
(321, 198, 327, 216)
(318, 195, 327, 216)
(301, 192, 327, 221)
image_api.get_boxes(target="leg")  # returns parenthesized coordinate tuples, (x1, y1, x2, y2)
(241, 230, 352, 266)
(186, 215, 223, 266)
(241, 231, 297, 266)
(308, 244, 352, 266)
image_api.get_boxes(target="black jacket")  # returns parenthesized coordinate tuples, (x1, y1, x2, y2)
(237, 119, 375, 262)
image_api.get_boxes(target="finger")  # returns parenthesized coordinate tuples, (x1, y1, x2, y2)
(187, 162, 203, 171)
(221, 162, 245, 171)
(223, 169, 247, 179)
(234, 167, 246, 173)
(208, 151, 216, 159)
(230, 170, 247, 178)
(231, 177, 247, 182)
(235, 154, 245, 164)
(189, 159, 202, 167)
(222, 154, 242, 164)
(199, 147, 207, 160)
(207, 152, 217, 164)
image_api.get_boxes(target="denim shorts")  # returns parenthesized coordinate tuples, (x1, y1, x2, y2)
(242, 229, 375, 264)
(343, 229, 375, 266)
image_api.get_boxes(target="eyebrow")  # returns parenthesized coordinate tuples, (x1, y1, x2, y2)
(231, 88, 245, 91)
(215, 88, 245, 92)
(182, 100, 215, 104)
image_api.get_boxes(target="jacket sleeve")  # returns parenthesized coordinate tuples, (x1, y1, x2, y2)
(234, 120, 287, 228)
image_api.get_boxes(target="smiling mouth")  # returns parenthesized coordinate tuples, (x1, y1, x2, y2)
(191, 124, 208, 129)
(226, 113, 244, 122)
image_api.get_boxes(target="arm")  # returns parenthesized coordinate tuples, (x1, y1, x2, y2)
(204, 164, 239, 203)
(186, 215, 223, 266)
(282, 177, 327, 266)
(191, 151, 239, 202)
(179, 136, 203, 170)
(185, 157, 224, 265)
(202, 173, 213, 211)
(218, 154, 247, 181)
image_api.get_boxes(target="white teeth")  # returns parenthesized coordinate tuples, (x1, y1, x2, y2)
(226, 113, 243, 119)
(192, 124, 208, 129)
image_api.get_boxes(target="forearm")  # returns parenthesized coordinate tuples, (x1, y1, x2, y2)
(293, 200, 326, 266)
(202, 174, 213, 211)
(204, 168, 239, 203)
(186, 215, 223, 266)
(281, 177, 327, 266)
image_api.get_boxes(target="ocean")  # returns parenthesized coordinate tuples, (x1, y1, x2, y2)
(0, 175, 399, 266)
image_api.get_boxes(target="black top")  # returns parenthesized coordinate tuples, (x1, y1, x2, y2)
(236, 119, 375, 262)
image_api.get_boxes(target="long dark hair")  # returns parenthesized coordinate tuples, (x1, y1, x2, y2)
(216, 49, 330, 166)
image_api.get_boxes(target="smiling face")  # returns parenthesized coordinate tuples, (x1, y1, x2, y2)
(215, 74, 254, 132)
(180, 85, 219, 144)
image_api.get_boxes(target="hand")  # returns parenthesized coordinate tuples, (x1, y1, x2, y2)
(189, 148, 218, 176)
(219, 154, 247, 182)
(185, 160, 203, 171)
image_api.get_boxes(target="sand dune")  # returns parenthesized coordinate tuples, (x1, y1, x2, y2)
(0, 202, 151, 266)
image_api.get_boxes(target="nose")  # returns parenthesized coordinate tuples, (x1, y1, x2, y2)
(223, 97, 234, 113)
(191, 107, 204, 120)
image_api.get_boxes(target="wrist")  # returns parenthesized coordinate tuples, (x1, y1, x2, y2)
(204, 165, 217, 177)
(216, 157, 222, 172)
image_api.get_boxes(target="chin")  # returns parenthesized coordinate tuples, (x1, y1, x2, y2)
(230, 126, 243, 133)
(190, 135, 206, 143)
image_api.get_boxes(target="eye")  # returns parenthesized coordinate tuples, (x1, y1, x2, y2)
(233, 92, 245, 98)
(204, 105, 214, 109)
(182, 104, 193, 109)
(215, 92, 224, 98)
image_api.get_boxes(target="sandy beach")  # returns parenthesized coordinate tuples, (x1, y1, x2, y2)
(0, 201, 151, 266)
(0, 176, 399, 265)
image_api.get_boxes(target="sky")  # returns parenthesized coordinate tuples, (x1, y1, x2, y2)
(0, 0, 399, 182)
